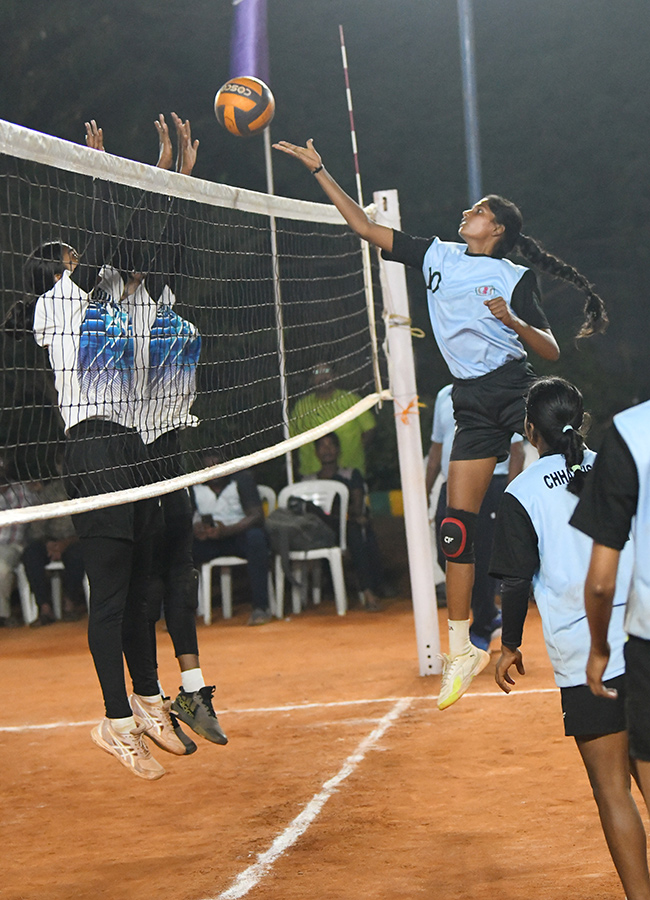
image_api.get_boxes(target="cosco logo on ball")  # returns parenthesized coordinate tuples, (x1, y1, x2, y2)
(223, 83, 252, 96)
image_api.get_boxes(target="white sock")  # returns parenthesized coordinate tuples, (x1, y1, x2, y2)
(181, 668, 206, 693)
(448, 619, 472, 658)
(110, 715, 137, 734)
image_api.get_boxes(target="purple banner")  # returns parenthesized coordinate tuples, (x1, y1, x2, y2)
(229, 0, 270, 84)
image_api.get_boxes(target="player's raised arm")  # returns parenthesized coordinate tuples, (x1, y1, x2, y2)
(273, 139, 394, 253)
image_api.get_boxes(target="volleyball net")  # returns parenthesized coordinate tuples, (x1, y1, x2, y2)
(0, 119, 390, 526)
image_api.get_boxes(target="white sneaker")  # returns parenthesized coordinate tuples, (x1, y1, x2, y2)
(129, 694, 187, 756)
(91, 718, 166, 780)
(437, 645, 491, 710)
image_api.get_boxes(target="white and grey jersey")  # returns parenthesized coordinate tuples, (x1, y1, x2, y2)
(497, 451, 631, 687)
(33, 269, 134, 432)
(95, 267, 201, 445)
(383, 232, 549, 379)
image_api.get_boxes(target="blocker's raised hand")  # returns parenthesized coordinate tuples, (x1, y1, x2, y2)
(84, 119, 104, 152)
(154, 114, 173, 170)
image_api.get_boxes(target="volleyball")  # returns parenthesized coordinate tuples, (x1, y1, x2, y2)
(214, 76, 275, 138)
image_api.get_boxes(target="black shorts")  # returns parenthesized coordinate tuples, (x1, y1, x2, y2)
(450, 358, 535, 463)
(560, 673, 627, 737)
(625, 636, 650, 762)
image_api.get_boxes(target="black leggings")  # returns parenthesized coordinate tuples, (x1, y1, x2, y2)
(65, 422, 159, 718)
(82, 521, 159, 718)
(147, 488, 199, 661)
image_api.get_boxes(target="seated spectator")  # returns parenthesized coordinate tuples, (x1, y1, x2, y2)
(23, 472, 86, 627)
(311, 432, 388, 611)
(192, 457, 272, 626)
(0, 457, 36, 626)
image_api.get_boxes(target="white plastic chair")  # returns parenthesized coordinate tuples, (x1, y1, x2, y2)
(15, 560, 90, 624)
(198, 485, 277, 625)
(15, 564, 38, 625)
(274, 479, 349, 618)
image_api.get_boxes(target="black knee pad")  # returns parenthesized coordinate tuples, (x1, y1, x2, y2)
(440, 508, 477, 564)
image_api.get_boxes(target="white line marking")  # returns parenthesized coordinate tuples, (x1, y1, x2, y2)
(0, 688, 559, 734)
(209, 697, 413, 900)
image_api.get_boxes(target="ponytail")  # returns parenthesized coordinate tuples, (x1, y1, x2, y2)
(515, 233, 608, 340)
(525, 377, 588, 496)
(484, 195, 608, 341)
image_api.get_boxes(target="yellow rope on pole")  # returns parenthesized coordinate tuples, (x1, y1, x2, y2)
(385, 313, 426, 338)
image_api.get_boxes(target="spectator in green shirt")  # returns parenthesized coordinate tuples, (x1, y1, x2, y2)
(289, 363, 376, 477)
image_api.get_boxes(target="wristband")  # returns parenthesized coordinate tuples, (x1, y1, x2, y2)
(311, 164, 323, 175)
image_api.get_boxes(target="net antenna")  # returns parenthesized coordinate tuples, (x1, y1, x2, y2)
(338, 25, 383, 400)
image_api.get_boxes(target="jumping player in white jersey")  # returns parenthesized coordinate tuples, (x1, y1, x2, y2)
(87, 115, 228, 752)
(273, 137, 608, 709)
(571, 399, 650, 821)
(490, 377, 650, 900)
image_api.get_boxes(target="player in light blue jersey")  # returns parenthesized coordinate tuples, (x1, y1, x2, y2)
(572, 399, 650, 823)
(274, 138, 608, 709)
(491, 378, 650, 900)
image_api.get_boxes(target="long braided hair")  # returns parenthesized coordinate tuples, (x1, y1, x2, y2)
(525, 376, 587, 497)
(485, 195, 608, 339)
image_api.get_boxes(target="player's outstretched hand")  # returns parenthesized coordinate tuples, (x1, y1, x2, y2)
(586, 643, 617, 700)
(273, 138, 322, 174)
(155, 114, 173, 170)
(495, 645, 525, 694)
(171, 112, 199, 176)
(85, 119, 104, 152)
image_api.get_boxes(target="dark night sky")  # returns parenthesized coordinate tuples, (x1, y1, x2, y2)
(1, 0, 649, 434)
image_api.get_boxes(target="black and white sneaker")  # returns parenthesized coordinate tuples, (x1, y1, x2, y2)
(171, 685, 228, 745)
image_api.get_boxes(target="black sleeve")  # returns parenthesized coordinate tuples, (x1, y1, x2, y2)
(117, 194, 185, 298)
(570, 425, 638, 550)
(489, 492, 540, 580)
(510, 269, 549, 330)
(500, 576, 533, 650)
(75, 179, 120, 293)
(234, 471, 262, 513)
(380, 230, 434, 270)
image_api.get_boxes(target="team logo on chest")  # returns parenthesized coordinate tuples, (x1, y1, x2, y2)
(475, 285, 497, 296)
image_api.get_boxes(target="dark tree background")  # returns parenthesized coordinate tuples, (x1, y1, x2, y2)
(1, 0, 648, 486)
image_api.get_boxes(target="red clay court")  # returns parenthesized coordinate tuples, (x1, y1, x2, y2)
(2, 590, 646, 900)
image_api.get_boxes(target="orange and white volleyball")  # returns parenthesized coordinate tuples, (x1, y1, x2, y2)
(214, 76, 275, 137)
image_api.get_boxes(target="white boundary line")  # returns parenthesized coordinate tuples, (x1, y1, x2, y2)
(210, 697, 413, 900)
(0, 688, 558, 734)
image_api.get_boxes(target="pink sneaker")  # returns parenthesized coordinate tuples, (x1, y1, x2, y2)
(129, 694, 186, 756)
(91, 718, 166, 780)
